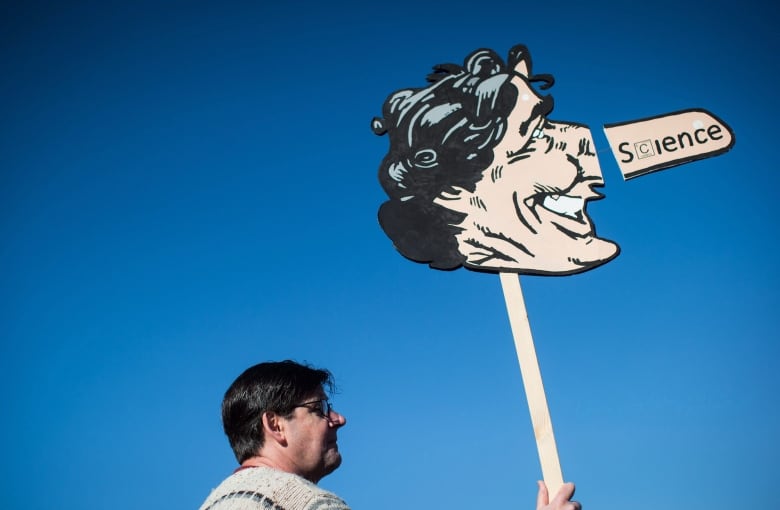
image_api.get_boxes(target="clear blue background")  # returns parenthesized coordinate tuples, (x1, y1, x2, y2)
(2, 1, 777, 509)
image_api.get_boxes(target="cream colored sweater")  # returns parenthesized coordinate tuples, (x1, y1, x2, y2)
(199, 467, 350, 510)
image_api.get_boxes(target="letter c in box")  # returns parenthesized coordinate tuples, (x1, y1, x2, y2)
(634, 140, 655, 159)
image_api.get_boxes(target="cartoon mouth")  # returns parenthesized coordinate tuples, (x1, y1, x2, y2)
(541, 194, 584, 220)
(521, 191, 596, 237)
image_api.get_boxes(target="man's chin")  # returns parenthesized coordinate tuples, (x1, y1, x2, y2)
(323, 455, 342, 475)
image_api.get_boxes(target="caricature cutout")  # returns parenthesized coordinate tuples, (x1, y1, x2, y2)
(372, 45, 620, 276)
(371, 43, 734, 496)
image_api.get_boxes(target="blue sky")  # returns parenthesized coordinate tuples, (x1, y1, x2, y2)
(2, 1, 778, 509)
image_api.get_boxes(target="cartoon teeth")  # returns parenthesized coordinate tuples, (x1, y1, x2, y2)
(542, 194, 584, 219)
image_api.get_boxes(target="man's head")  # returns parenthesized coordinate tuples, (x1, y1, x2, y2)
(221, 360, 345, 482)
(373, 44, 619, 275)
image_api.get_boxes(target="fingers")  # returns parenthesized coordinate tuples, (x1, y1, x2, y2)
(551, 482, 576, 504)
(536, 481, 549, 509)
(540, 482, 581, 510)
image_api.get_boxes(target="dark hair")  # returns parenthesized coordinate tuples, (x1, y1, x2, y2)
(221, 360, 335, 463)
(372, 44, 553, 270)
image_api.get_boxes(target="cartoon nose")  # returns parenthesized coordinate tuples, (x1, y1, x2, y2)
(552, 121, 603, 179)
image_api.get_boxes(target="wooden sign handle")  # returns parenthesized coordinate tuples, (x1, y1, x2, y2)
(499, 272, 564, 497)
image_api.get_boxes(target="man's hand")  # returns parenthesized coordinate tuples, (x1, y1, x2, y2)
(536, 481, 582, 510)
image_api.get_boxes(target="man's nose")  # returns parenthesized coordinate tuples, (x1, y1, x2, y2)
(328, 410, 346, 427)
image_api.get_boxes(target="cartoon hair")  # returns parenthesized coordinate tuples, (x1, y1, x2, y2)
(373, 44, 553, 270)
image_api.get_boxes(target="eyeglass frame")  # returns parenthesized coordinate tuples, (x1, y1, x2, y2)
(292, 398, 334, 420)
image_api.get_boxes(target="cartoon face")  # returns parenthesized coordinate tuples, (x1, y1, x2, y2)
(433, 62, 619, 274)
(375, 44, 620, 274)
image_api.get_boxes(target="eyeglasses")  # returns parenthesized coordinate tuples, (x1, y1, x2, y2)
(293, 398, 333, 420)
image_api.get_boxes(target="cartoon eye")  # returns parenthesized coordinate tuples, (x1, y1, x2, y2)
(414, 149, 438, 168)
(531, 118, 553, 139)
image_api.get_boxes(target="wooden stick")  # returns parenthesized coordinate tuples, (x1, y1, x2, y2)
(499, 272, 564, 497)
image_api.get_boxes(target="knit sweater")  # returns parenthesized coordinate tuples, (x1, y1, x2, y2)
(199, 467, 351, 510)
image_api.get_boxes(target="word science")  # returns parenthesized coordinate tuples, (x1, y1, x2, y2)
(603, 109, 734, 180)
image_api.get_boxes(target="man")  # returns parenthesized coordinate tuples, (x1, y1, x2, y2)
(200, 360, 582, 510)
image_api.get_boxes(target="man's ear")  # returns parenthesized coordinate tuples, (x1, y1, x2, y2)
(261, 412, 287, 446)
(433, 186, 471, 213)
